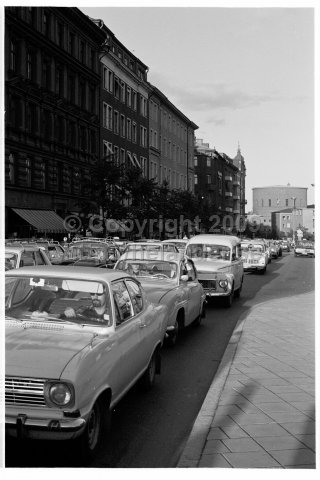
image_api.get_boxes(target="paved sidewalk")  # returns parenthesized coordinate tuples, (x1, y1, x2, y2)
(177, 291, 315, 468)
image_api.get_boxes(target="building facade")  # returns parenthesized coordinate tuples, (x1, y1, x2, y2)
(253, 185, 308, 226)
(194, 139, 246, 233)
(5, 6, 105, 237)
(88, 17, 151, 176)
(148, 85, 198, 192)
(272, 205, 315, 239)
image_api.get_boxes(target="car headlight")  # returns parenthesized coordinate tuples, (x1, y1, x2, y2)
(44, 381, 74, 408)
(219, 280, 228, 288)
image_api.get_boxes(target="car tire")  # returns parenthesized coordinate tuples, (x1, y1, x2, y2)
(224, 288, 234, 308)
(166, 320, 179, 347)
(78, 398, 111, 465)
(140, 350, 158, 390)
(234, 277, 243, 298)
(259, 266, 266, 275)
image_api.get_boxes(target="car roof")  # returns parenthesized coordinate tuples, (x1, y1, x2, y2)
(5, 245, 45, 253)
(162, 239, 188, 243)
(186, 234, 241, 247)
(5, 265, 130, 281)
(118, 252, 182, 263)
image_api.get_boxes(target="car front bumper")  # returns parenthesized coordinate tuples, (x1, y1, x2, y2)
(6, 412, 86, 441)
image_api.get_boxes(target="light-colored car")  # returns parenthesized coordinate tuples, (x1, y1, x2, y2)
(268, 241, 280, 259)
(240, 240, 269, 274)
(115, 252, 206, 346)
(123, 242, 179, 259)
(294, 241, 315, 257)
(185, 235, 244, 307)
(35, 241, 67, 265)
(64, 239, 121, 268)
(5, 244, 51, 270)
(162, 239, 188, 254)
(5, 266, 167, 462)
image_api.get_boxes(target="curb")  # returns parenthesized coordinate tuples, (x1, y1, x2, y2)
(177, 306, 249, 467)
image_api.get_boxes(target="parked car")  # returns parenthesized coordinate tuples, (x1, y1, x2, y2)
(63, 239, 121, 268)
(185, 235, 244, 307)
(115, 252, 206, 346)
(5, 244, 51, 270)
(294, 240, 315, 257)
(240, 240, 269, 274)
(34, 241, 67, 265)
(5, 266, 167, 462)
(280, 240, 291, 252)
(162, 239, 189, 254)
(123, 242, 179, 258)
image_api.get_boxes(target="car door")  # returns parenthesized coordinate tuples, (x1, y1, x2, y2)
(111, 280, 146, 392)
(231, 245, 243, 289)
(184, 259, 202, 323)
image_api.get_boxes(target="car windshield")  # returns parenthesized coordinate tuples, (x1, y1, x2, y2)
(296, 242, 314, 248)
(186, 244, 231, 261)
(5, 276, 112, 326)
(5, 253, 18, 270)
(241, 244, 263, 253)
(125, 244, 162, 252)
(116, 260, 177, 279)
(68, 243, 115, 261)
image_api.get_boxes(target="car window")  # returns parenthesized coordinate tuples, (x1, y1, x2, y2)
(111, 281, 134, 326)
(185, 260, 196, 281)
(126, 280, 143, 314)
(9, 278, 33, 306)
(34, 250, 45, 265)
(20, 252, 36, 267)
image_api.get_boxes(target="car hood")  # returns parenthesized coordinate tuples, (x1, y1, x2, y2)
(191, 259, 230, 273)
(6, 324, 94, 378)
(138, 278, 176, 303)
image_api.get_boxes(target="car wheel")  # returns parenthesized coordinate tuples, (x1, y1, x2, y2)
(259, 266, 266, 275)
(140, 350, 158, 390)
(78, 399, 110, 464)
(166, 320, 179, 347)
(234, 278, 243, 298)
(224, 288, 234, 308)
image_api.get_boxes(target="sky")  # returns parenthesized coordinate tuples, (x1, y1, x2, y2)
(79, 2, 316, 211)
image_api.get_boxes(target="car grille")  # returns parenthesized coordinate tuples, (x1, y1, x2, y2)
(5, 377, 46, 407)
(199, 279, 216, 290)
(247, 259, 259, 264)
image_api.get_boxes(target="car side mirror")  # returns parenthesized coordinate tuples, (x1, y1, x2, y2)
(180, 274, 188, 282)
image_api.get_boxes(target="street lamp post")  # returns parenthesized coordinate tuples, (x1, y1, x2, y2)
(291, 197, 296, 242)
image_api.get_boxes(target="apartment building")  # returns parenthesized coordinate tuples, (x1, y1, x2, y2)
(148, 85, 198, 192)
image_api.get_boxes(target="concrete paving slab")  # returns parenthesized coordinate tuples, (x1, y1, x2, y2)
(256, 402, 302, 413)
(202, 439, 231, 455)
(270, 448, 315, 466)
(220, 425, 250, 438)
(265, 412, 312, 423)
(198, 454, 232, 468)
(222, 437, 264, 452)
(254, 435, 307, 451)
(223, 451, 281, 468)
(279, 422, 315, 435)
(294, 434, 315, 451)
(230, 412, 274, 425)
(241, 423, 290, 437)
(207, 427, 228, 440)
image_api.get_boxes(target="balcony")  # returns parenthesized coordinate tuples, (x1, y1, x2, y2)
(225, 207, 233, 213)
(225, 175, 233, 182)
(233, 180, 240, 186)
(233, 195, 240, 200)
(225, 192, 233, 197)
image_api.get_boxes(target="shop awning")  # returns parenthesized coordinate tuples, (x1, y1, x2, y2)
(12, 208, 67, 233)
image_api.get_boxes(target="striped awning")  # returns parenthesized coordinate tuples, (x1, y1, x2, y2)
(12, 208, 67, 233)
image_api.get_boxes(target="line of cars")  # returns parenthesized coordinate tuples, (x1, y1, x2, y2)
(4, 232, 313, 462)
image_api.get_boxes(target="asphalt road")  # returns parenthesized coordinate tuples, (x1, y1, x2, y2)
(5, 251, 315, 468)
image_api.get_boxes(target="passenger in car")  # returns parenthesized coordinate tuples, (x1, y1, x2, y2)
(63, 291, 109, 322)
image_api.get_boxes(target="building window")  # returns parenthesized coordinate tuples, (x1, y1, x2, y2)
(268, 199, 271, 207)
(206, 174, 211, 184)
(194, 157, 198, 167)
(79, 79, 86, 109)
(42, 58, 51, 90)
(55, 64, 64, 97)
(140, 95, 147, 117)
(127, 118, 131, 140)
(126, 86, 132, 107)
(194, 174, 198, 185)
(120, 114, 125, 137)
(113, 110, 119, 134)
(89, 130, 96, 154)
(132, 122, 137, 143)
(69, 32, 75, 55)
(67, 73, 75, 104)
(103, 103, 113, 130)
(103, 141, 113, 159)
(68, 120, 76, 146)
(286, 199, 289, 207)
(26, 48, 36, 82)
(43, 10, 50, 37)
(207, 158, 211, 167)
(56, 116, 64, 143)
(57, 22, 64, 48)
(114, 76, 120, 99)
(79, 40, 85, 64)
(120, 148, 125, 165)
(132, 90, 137, 110)
(261, 199, 264, 207)
(90, 49, 95, 71)
(9, 40, 17, 71)
(114, 146, 119, 165)
(140, 126, 147, 147)
(154, 131, 158, 149)
(120, 81, 125, 103)
(89, 84, 95, 113)
(79, 126, 87, 151)
(26, 103, 38, 133)
(43, 110, 51, 139)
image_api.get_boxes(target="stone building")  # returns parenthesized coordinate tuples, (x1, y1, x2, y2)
(5, 6, 105, 237)
(252, 185, 308, 226)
